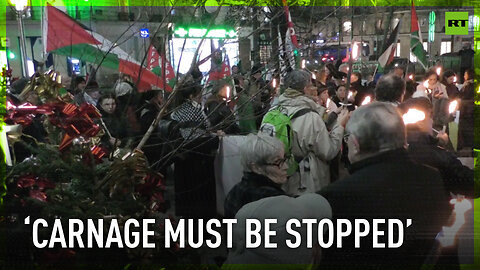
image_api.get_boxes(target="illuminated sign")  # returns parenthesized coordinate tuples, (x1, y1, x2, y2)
(173, 27, 237, 39)
(140, 28, 150, 38)
(428, 12, 435, 42)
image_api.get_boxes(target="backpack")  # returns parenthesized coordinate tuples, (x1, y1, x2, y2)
(259, 106, 316, 175)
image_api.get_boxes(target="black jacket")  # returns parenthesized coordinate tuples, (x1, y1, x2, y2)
(407, 130, 477, 198)
(320, 149, 450, 267)
(224, 172, 285, 218)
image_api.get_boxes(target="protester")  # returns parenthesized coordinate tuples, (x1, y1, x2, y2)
(204, 81, 240, 134)
(97, 93, 129, 150)
(375, 73, 405, 105)
(244, 64, 268, 127)
(399, 97, 477, 198)
(74, 81, 100, 105)
(224, 134, 288, 218)
(170, 77, 218, 218)
(276, 70, 348, 195)
(392, 65, 405, 78)
(320, 102, 450, 266)
(442, 69, 459, 99)
(414, 69, 450, 130)
(70, 76, 86, 95)
(223, 194, 332, 268)
(459, 68, 474, 100)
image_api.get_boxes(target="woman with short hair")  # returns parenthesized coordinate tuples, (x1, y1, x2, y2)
(224, 134, 288, 218)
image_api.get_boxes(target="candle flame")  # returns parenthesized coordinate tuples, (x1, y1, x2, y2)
(226, 85, 231, 100)
(326, 98, 331, 108)
(448, 100, 458, 114)
(423, 80, 429, 89)
(408, 74, 414, 80)
(453, 76, 457, 83)
(436, 67, 442, 76)
(301, 59, 306, 69)
(361, 96, 371, 106)
(348, 91, 353, 99)
(438, 198, 472, 247)
(312, 73, 316, 80)
(403, 109, 425, 125)
(272, 78, 277, 89)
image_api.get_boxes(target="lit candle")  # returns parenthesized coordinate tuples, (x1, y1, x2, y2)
(361, 96, 371, 106)
(448, 100, 458, 114)
(301, 59, 306, 69)
(402, 109, 425, 125)
(438, 197, 472, 247)
(272, 78, 277, 89)
(326, 98, 331, 108)
(436, 67, 442, 76)
(226, 85, 231, 100)
(408, 74, 414, 80)
(453, 76, 457, 83)
(347, 91, 353, 100)
(311, 73, 316, 80)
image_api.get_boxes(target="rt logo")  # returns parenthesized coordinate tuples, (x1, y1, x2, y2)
(445, 12, 469, 35)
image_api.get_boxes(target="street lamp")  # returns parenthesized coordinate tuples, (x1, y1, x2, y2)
(9, 0, 30, 77)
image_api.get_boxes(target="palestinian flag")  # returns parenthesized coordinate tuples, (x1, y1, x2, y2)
(378, 19, 401, 69)
(410, 1, 428, 70)
(207, 53, 231, 83)
(283, 0, 299, 70)
(43, 4, 166, 92)
(146, 45, 175, 91)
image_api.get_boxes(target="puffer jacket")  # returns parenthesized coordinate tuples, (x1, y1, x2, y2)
(277, 88, 344, 195)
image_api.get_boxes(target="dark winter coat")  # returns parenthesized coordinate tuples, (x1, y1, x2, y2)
(319, 149, 450, 266)
(224, 172, 285, 218)
(407, 130, 477, 198)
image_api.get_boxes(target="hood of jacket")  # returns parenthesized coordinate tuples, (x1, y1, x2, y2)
(277, 88, 324, 115)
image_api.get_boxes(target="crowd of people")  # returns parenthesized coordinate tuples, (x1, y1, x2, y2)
(5, 58, 477, 267)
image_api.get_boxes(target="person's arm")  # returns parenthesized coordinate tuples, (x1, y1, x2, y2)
(292, 111, 344, 161)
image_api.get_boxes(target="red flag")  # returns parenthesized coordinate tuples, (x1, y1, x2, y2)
(45, 3, 100, 52)
(207, 54, 231, 83)
(282, 0, 299, 48)
(146, 45, 176, 91)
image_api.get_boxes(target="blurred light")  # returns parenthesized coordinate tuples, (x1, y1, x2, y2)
(301, 59, 306, 69)
(71, 58, 80, 64)
(408, 74, 414, 80)
(423, 80, 429, 89)
(272, 78, 277, 89)
(403, 109, 426, 125)
(448, 100, 458, 114)
(453, 76, 457, 83)
(352, 42, 360, 60)
(394, 63, 399, 67)
(311, 73, 316, 80)
(361, 96, 371, 105)
(436, 67, 442, 76)
(8, 51, 15, 59)
(10, 0, 28, 11)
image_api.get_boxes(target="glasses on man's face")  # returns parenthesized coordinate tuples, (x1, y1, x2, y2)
(264, 156, 288, 168)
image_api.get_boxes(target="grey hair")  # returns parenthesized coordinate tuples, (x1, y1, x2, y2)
(240, 134, 284, 172)
(375, 73, 406, 103)
(285, 70, 311, 92)
(346, 102, 406, 154)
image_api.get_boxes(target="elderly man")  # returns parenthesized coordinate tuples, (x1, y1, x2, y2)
(375, 73, 406, 105)
(273, 70, 348, 195)
(320, 102, 450, 266)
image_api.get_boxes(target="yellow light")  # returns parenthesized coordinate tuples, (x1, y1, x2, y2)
(408, 74, 413, 80)
(361, 96, 371, 106)
(403, 109, 426, 125)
